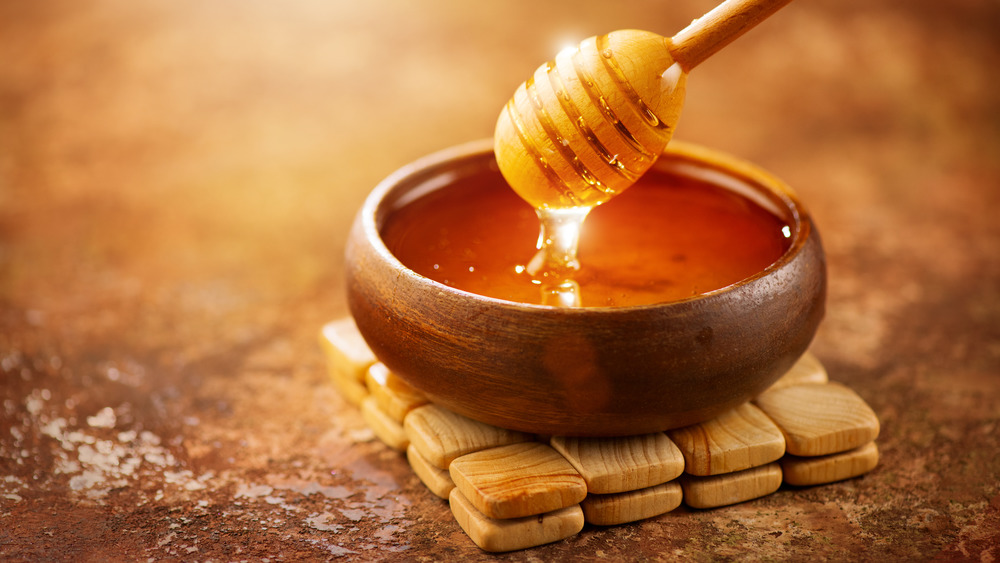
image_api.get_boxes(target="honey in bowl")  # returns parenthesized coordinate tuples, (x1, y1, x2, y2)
(382, 157, 792, 308)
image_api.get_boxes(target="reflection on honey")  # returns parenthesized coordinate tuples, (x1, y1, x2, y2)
(381, 163, 792, 308)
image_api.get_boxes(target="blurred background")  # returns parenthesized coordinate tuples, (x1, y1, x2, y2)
(1, 0, 998, 559)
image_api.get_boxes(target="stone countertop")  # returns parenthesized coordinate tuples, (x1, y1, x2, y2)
(1, 0, 997, 560)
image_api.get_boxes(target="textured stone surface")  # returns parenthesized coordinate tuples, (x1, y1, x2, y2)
(1, 0, 998, 560)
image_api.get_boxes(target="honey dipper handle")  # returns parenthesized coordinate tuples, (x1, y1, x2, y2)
(669, 0, 794, 71)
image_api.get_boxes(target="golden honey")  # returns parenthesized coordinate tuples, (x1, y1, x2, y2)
(381, 163, 791, 308)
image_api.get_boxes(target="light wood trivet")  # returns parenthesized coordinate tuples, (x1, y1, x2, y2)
(581, 481, 683, 526)
(360, 396, 409, 452)
(449, 488, 585, 553)
(550, 433, 685, 494)
(680, 462, 783, 509)
(450, 442, 588, 520)
(406, 444, 454, 499)
(319, 318, 375, 406)
(668, 402, 786, 476)
(754, 382, 880, 456)
(320, 319, 881, 553)
(781, 442, 880, 486)
(765, 350, 829, 390)
(365, 362, 428, 423)
(404, 404, 533, 469)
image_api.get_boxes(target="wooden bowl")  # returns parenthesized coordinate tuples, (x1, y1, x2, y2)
(346, 139, 825, 437)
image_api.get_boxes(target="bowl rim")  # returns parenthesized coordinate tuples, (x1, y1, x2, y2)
(357, 138, 812, 313)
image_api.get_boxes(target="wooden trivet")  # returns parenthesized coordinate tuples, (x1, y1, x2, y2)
(550, 433, 685, 494)
(320, 318, 881, 553)
(450, 441, 587, 520)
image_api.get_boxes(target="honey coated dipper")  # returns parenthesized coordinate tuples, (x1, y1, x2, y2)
(494, 0, 795, 211)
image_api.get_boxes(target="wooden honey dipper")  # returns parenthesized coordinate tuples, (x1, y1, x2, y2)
(495, 0, 795, 211)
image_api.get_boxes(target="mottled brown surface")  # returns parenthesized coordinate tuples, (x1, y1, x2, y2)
(1, 0, 998, 560)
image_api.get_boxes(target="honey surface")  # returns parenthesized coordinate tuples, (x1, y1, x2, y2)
(381, 165, 792, 307)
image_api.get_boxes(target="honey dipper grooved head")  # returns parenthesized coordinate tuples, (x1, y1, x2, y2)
(494, 30, 688, 210)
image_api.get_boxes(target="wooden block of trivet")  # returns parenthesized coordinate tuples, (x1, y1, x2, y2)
(450, 442, 587, 520)
(365, 362, 428, 423)
(404, 404, 532, 469)
(330, 367, 369, 407)
(782, 442, 879, 486)
(407, 444, 454, 499)
(667, 403, 785, 476)
(754, 382, 880, 457)
(320, 318, 375, 406)
(581, 481, 683, 526)
(319, 318, 376, 382)
(449, 488, 584, 553)
(680, 462, 783, 509)
(764, 350, 829, 392)
(361, 396, 408, 451)
(550, 433, 685, 494)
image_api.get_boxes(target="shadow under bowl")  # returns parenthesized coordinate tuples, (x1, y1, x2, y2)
(346, 139, 825, 437)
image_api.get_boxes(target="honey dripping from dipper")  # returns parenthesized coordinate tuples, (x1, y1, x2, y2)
(494, 0, 799, 305)
(499, 35, 685, 306)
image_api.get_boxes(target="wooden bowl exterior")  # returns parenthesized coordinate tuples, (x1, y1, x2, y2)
(346, 139, 825, 437)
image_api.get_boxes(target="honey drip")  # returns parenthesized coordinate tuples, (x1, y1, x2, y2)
(494, 35, 690, 304)
(524, 207, 591, 307)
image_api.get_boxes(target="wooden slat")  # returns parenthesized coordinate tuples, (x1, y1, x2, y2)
(360, 396, 408, 451)
(550, 433, 685, 494)
(365, 362, 428, 423)
(763, 351, 829, 391)
(450, 442, 587, 520)
(407, 444, 454, 499)
(449, 488, 584, 553)
(667, 403, 785, 476)
(318, 318, 376, 383)
(403, 404, 533, 469)
(329, 367, 369, 407)
(754, 382, 880, 456)
(782, 442, 879, 486)
(581, 481, 683, 526)
(680, 462, 783, 509)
